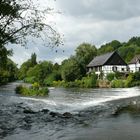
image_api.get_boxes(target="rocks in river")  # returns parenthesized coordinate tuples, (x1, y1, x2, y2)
(49, 112, 59, 117)
(23, 108, 37, 114)
(23, 116, 33, 123)
(49, 111, 72, 118)
(62, 112, 72, 118)
(40, 109, 49, 113)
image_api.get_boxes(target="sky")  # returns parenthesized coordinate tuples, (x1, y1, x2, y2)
(9, 0, 140, 67)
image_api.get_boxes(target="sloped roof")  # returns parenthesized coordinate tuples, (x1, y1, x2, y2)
(87, 51, 115, 67)
(129, 55, 140, 64)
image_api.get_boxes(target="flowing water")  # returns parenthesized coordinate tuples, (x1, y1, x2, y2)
(1, 82, 140, 140)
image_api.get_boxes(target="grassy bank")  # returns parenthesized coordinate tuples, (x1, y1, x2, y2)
(52, 72, 140, 88)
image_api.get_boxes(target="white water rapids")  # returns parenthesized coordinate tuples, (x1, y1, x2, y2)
(19, 87, 140, 113)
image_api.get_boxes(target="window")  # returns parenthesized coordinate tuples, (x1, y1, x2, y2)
(121, 68, 124, 71)
(95, 67, 98, 72)
(112, 66, 117, 71)
(99, 67, 102, 71)
(127, 67, 130, 72)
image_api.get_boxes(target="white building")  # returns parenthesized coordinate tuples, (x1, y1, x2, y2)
(129, 55, 140, 73)
(87, 51, 128, 77)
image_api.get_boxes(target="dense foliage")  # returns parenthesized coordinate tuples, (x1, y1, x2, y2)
(0, 58, 18, 85)
(98, 37, 140, 63)
(0, 0, 60, 85)
(53, 73, 98, 88)
(0, 0, 60, 48)
(17, 37, 140, 89)
(61, 43, 97, 82)
(18, 53, 61, 86)
(15, 83, 49, 96)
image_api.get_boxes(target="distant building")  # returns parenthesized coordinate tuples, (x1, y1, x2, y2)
(87, 51, 128, 77)
(129, 55, 140, 73)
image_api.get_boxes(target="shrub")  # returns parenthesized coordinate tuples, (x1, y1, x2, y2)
(15, 85, 24, 94)
(114, 72, 125, 79)
(24, 76, 36, 83)
(106, 73, 115, 81)
(125, 73, 134, 87)
(111, 80, 126, 88)
(15, 85, 49, 96)
(32, 82, 40, 90)
(133, 72, 140, 81)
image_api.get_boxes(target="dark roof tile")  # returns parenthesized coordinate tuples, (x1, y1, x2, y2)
(87, 51, 114, 67)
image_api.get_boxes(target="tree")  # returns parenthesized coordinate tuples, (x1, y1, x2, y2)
(18, 59, 32, 79)
(97, 40, 122, 55)
(31, 53, 37, 67)
(0, 46, 13, 69)
(61, 57, 81, 82)
(18, 53, 38, 79)
(0, 0, 61, 70)
(0, 0, 60, 47)
(75, 43, 97, 76)
(0, 58, 18, 85)
(26, 61, 53, 85)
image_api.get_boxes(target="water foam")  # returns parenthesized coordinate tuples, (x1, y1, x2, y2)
(20, 87, 140, 112)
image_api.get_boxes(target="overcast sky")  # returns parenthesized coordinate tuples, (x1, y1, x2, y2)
(9, 0, 140, 66)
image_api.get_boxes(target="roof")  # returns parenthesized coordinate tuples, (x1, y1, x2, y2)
(87, 51, 115, 67)
(129, 55, 140, 64)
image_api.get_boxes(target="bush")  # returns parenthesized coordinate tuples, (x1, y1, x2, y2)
(133, 72, 140, 81)
(107, 73, 115, 81)
(15, 85, 49, 96)
(114, 72, 125, 79)
(32, 82, 40, 90)
(125, 73, 134, 87)
(111, 80, 126, 88)
(24, 76, 36, 83)
(44, 72, 61, 86)
(15, 85, 24, 94)
(0, 70, 10, 85)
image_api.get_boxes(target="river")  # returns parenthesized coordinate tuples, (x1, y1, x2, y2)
(1, 82, 140, 140)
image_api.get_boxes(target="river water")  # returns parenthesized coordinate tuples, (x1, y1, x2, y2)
(1, 82, 140, 140)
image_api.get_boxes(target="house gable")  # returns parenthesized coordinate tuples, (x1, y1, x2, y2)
(104, 51, 127, 66)
(129, 55, 140, 64)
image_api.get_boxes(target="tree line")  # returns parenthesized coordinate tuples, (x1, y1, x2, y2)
(17, 37, 140, 87)
(1, 0, 140, 87)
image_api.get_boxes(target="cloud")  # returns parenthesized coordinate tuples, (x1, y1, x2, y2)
(8, 0, 140, 66)
(56, 0, 140, 20)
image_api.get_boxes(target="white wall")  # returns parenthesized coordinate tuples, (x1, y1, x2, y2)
(129, 64, 136, 73)
(129, 62, 140, 73)
(94, 65, 128, 77)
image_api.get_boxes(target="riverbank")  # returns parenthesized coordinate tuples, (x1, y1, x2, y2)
(51, 72, 140, 88)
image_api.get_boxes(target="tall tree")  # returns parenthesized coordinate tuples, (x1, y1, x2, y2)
(0, 0, 60, 47)
(75, 43, 97, 76)
(61, 57, 82, 82)
(0, 0, 61, 69)
(31, 53, 37, 67)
